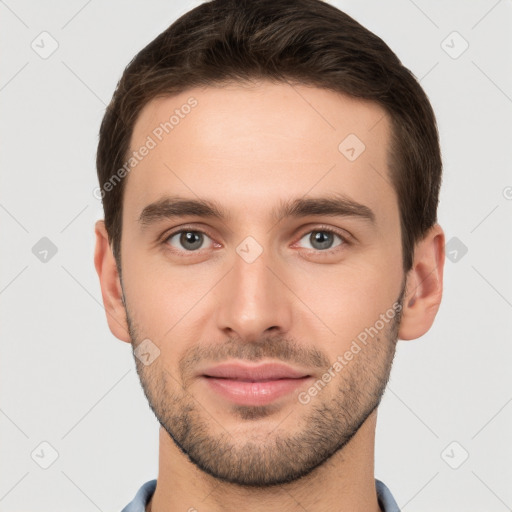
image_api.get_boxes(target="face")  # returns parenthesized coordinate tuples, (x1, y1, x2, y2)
(119, 81, 405, 486)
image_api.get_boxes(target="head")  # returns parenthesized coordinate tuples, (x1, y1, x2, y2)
(95, 0, 444, 487)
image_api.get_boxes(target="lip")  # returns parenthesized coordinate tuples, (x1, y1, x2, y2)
(201, 362, 310, 381)
(199, 362, 313, 406)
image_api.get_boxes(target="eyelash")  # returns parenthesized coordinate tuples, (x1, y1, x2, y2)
(161, 224, 351, 257)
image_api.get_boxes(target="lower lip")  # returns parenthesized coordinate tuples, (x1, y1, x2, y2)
(202, 376, 312, 406)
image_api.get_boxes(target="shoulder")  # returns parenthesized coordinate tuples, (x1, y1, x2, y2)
(375, 479, 401, 512)
(120, 479, 157, 512)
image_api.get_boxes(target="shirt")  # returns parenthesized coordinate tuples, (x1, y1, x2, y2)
(121, 478, 401, 511)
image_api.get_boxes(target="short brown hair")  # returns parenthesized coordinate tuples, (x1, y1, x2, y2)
(97, 0, 442, 272)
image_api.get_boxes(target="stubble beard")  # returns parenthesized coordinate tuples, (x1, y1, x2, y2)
(127, 288, 404, 488)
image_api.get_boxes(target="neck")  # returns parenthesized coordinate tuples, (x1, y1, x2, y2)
(147, 410, 382, 512)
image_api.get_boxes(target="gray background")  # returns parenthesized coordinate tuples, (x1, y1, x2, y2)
(1, 0, 511, 510)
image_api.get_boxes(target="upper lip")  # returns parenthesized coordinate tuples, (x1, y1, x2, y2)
(201, 362, 311, 381)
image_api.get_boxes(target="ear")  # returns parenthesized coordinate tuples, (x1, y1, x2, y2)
(398, 223, 445, 341)
(94, 220, 131, 343)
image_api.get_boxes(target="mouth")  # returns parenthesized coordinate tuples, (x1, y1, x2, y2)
(200, 361, 313, 406)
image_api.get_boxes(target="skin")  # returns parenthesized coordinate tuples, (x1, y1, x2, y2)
(94, 81, 445, 512)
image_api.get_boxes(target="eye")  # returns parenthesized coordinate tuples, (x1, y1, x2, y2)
(165, 229, 214, 252)
(297, 228, 347, 252)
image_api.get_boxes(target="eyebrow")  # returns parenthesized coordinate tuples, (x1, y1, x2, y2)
(138, 193, 376, 228)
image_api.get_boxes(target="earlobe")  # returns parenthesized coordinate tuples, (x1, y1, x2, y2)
(94, 220, 131, 343)
(398, 224, 445, 341)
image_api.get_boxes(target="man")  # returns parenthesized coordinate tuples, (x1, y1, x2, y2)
(94, 0, 445, 510)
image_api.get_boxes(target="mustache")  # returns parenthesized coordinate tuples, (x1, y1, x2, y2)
(178, 335, 331, 380)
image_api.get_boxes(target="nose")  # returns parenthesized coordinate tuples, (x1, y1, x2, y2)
(214, 244, 294, 343)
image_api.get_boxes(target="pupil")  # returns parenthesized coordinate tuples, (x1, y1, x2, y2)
(181, 231, 202, 250)
(312, 231, 333, 250)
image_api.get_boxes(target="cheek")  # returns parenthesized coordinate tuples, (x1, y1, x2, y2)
(297, 272, 391, 345)
(122, 252, 219, 339)
(289, 262, 398, 347)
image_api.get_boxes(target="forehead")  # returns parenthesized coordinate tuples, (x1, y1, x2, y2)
(125, 81, 395, 222)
